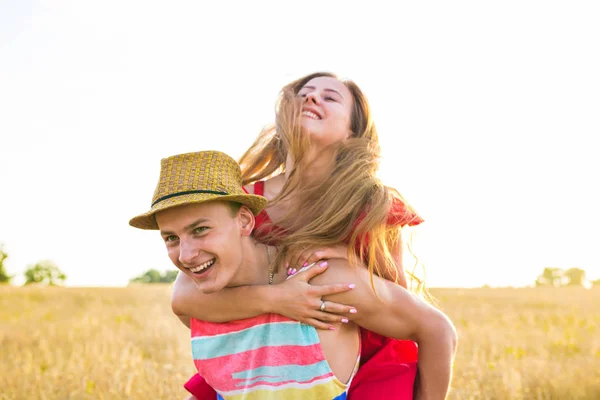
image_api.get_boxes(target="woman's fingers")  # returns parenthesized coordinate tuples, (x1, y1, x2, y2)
(314, 300, 357, 317)
(304, 310, 352, 330)
(295, 250, 323, 270)
(293, 245, 348, 271)
(302, 251, 325, 268)
(315, 309, 351, 323)
(304, 318, 335, 331)
(284, 251, 310, 274)
(289, 261, 329, 281)
(313, 282, 355, 297)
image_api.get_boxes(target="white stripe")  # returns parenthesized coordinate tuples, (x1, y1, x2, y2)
(217, 375, 343, 396)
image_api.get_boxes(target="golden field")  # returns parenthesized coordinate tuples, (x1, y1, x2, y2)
(1, 285, 599, 400)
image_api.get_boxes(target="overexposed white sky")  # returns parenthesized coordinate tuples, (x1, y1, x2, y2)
(1, 0, 599, 288)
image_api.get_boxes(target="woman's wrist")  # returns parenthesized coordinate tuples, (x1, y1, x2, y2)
(257, 284, 279, 314)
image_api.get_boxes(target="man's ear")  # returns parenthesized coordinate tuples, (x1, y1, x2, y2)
(237, 206, 255, 236)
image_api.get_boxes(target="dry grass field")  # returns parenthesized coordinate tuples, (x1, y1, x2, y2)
(1, 285, 599, 399)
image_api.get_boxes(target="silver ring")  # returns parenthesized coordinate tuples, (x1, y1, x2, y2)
(320, 300, 326, 312)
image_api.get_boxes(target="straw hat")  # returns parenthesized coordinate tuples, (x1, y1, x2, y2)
(129, 150, 268, 230)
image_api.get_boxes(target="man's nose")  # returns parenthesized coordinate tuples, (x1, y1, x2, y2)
(178, 239, 199, 265)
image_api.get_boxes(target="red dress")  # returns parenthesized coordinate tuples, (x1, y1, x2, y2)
(184, 181, 423, 399)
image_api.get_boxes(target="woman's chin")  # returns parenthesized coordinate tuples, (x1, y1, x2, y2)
(300, 119, 319, 132)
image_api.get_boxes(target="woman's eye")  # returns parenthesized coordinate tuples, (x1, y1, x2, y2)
(165, 235, 178, 243)
(324, 96, 336, 102)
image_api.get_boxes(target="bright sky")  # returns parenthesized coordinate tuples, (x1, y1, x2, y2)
(1, 1, 599, 288)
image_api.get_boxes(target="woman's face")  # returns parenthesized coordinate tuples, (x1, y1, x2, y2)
(297, 76, 354, 146)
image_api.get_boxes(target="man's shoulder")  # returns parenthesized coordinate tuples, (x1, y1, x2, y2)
(307, 258, 365, 286)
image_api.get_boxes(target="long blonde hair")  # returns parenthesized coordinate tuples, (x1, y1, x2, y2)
(239, 72, 423, 293)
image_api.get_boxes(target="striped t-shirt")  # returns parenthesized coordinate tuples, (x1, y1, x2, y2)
(190, 313, 359, 400)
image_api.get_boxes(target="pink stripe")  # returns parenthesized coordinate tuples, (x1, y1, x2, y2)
(191, 313, 292, 336)
(194, 344, 327, 392)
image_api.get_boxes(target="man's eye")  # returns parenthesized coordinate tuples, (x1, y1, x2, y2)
(165, 235, 178, 243)
(194, 227, 208, 234)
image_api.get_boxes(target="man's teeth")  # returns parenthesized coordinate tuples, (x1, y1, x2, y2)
(302, 110, 320, 120)
(189, 259, 215, 273)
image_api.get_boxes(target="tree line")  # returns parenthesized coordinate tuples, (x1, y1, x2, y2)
(0, 243, 177, 285)
(2, 242, 599, 287)
(535, 267, 599, 287)
(129, 269, 178, 284)
(0, 244, 67, 285)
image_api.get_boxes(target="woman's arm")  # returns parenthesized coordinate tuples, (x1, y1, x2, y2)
(171, 267, 356, 328)
(177, 315, 191, 329)
(311, 259, 458, 400)
(171, 271, 272, 321)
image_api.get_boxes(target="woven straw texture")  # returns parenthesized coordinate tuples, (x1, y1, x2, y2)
(129, 150, 267, 230)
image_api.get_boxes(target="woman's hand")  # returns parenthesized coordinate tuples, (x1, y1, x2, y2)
(272, 261, 358, 330)
(285, 244, 349, 275)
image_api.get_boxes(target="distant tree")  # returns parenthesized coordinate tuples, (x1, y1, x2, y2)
(564, 268, 587, 286)
(0, 244, 13, 284)
(535, 267, 568, 287)
(162, 270, 179, 283)
(130, 269, 178, 284)
(130, 269, 161, 284)
(24, 260, 67, 285)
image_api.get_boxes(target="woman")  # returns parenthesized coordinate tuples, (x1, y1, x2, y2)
(173, 72, 457, 399)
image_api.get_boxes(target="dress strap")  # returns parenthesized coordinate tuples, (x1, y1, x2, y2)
(254, 180, 265, 196)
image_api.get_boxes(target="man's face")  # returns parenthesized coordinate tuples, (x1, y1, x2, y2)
(155, 201, 249, 294)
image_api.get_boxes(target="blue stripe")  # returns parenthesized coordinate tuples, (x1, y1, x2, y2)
(333, 392, 348, 399)
(192, 322, 319, 360)
(231, 360, 332, 386)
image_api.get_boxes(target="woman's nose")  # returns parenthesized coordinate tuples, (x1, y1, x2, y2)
(304, 91, 320, 105)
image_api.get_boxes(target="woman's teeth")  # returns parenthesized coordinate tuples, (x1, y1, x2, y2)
(302, 111, 320, 120)
(189, 259, 215, 273)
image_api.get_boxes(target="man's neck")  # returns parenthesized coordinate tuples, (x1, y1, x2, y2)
(227, 240, 276, 287)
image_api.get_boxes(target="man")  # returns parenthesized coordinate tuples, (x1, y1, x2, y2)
(129, 150, 456, 399)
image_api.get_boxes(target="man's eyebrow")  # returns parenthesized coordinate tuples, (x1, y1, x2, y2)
(159, 218, 211, 236)
(299, 85, 344, 99)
